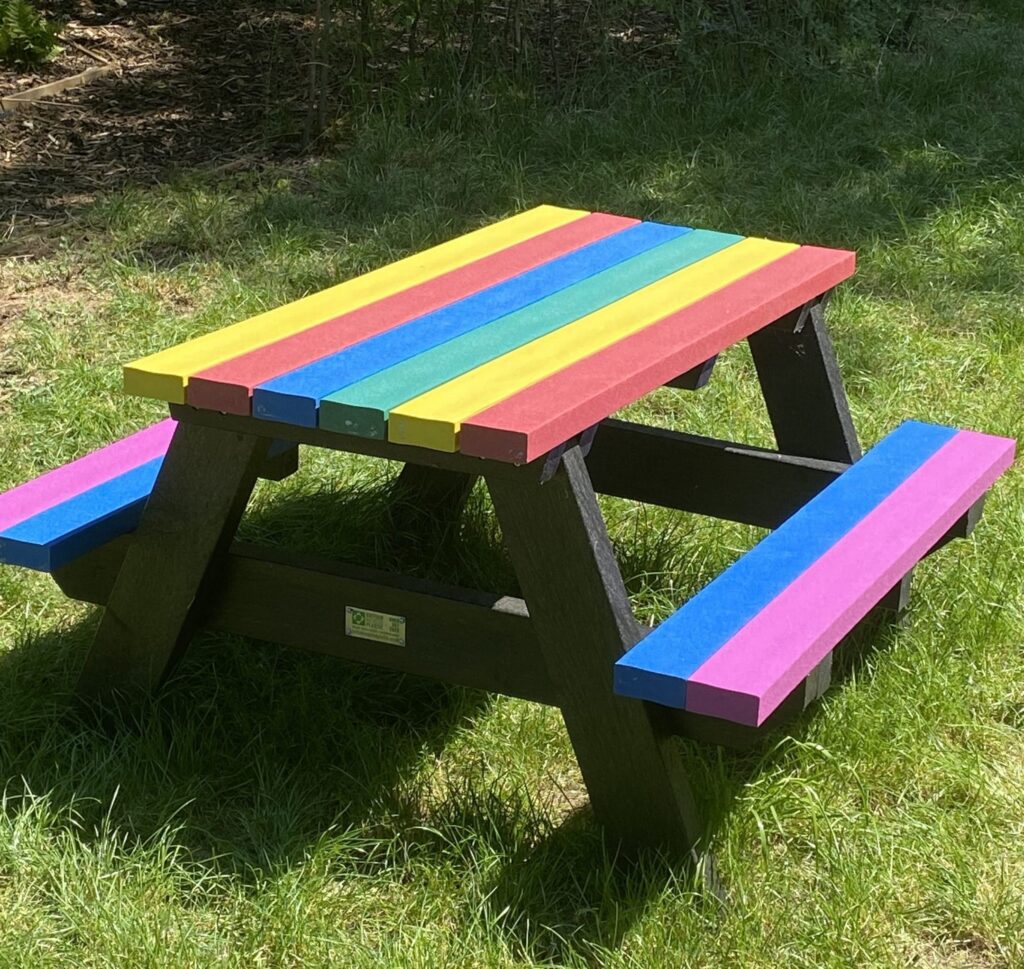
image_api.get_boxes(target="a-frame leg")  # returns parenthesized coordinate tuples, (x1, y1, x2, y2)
(487, 447, 707, 860)
(77, 421, 271, 699)
(749, 297, 913, 621)
(747, 296, 862, 464)
(386, 464, 479, 563)
(390, 464, 477, 528)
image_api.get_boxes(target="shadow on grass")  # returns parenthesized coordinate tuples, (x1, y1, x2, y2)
(0, 462, 923, 960)
(7, 0, 1020, 301)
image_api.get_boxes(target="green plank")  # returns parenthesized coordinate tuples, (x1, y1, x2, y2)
(318, 229, 743, 439)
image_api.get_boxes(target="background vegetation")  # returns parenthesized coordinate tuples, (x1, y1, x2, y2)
(1, 0, 1022, 965)
(0, 0, 61, 65)
(296, 0, 930, 139)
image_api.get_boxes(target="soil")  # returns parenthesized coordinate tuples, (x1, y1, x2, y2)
(0, 0, 681, 247)
(1, 0, 312, 236)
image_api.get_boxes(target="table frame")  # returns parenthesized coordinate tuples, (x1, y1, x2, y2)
(60, 293, 918, 865)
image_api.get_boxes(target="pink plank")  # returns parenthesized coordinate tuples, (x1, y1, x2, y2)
(685, 429, 1016, 726)
(0, 418, 176, 532)
(186, 212, 637, 414)
(459, 245, 855, 463)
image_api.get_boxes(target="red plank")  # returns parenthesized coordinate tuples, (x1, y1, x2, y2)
(186, 212, 637, 414)
(459, 245, 856, 463)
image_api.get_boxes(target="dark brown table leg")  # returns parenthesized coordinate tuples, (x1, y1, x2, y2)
(389, 464, 478, 532)
(76, 421, 271, 699)
(486, 446, 706, 860)
(747, 295, 862, 464)
(748, 295, 915, 665)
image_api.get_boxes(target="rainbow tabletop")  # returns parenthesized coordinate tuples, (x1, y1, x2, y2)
(125, 204, 855, 463)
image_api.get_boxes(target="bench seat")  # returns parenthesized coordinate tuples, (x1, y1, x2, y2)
(0, 420, 177, 572)
(0, 420, 295, 572)
(613, 421, 1016, 726)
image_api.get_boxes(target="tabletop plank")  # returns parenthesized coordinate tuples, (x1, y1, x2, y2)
(388, 236, 796, 452)
(186, 211, 637, 414)
(317, 229, 741, 439)
(459, 245, 856, 463)
(123, 204, 586, 404)
(250, 220, 685, 427)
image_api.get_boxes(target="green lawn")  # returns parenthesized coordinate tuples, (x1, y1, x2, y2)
(1, 3, 1023, 966)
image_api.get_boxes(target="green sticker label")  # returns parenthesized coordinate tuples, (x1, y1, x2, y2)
(345, 606, 406, 647)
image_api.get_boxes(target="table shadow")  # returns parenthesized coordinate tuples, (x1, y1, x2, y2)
(0, 474, 911, 959)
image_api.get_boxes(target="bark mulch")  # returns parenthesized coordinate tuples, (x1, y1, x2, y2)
(1, 0, 312, 242)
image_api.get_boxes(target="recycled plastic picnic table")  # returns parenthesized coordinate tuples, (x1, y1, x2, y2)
(2, 204, 1014, 861)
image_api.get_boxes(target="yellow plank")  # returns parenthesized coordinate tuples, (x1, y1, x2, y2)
(388, 236, 798, 452)
(124, 205, 589, 403)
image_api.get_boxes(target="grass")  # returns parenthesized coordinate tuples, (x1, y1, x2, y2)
(1, 2, 1023, 965)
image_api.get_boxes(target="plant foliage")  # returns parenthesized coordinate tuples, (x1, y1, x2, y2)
(0, 0, 61, 66)
(298, 0, 932, 138)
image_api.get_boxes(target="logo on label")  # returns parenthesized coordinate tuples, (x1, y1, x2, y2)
(345, 606, 406, 647)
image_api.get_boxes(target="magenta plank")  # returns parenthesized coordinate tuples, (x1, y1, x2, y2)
(0, 419, 175, 532)
(684, 429, 1016, 725)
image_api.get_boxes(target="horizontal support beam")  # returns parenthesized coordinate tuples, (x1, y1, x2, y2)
(54, 538, 556, 705)
(588, 421, 992, 543)
(587, 419, 850, 529)
(170, 408, 996, 542)
(169, 404, 547, 481)
(932, 493, 987, 552)
(53, 537, 827, 751)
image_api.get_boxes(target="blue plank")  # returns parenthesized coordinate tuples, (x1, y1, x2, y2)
(251, 220, 689, 427)
(318, 229, 743, 439)
(613, 421, 958, 708)
(0, 458, 162, 572)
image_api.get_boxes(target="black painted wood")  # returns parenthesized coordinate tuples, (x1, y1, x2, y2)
(54, 535, 129, 603)
(213, 545, 549, 701)
(259, 441, 300, 481)
(76, 421, 271, 698)
(878, 572, 914, 614)
(392, 463, 477, 509)
(172, 405, 855, 530)
(540, 424, 600, 483)
(169, 404, 533, 480)
(665, 356, 718, 390)
(389, 464, 478, 541)
(587, 419, 850, 529)
(747, 297, 862, 464)
(931, 494, 987, 553)
(487, 446, 707, 858)
(56, 536, 553, 704)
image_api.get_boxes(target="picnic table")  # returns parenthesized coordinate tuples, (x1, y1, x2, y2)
(0, 205, 1014, 862)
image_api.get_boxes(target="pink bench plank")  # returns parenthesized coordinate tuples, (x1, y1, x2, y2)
(685, 429, 1016, 726)
(458, 245, 855, 463)
(0, 419, 176, 533)
(186, 212, 636, 415)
